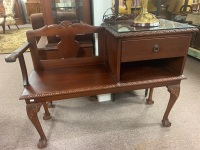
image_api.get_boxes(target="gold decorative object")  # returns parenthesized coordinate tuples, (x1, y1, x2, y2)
(132, 0, 159, 27)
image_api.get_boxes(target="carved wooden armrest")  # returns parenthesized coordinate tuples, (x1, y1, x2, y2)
(5, 42, 31, 86)
(5, 42, 30, 62)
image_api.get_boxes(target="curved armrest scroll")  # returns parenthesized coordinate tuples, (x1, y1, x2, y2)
(5, 42, 31, 62)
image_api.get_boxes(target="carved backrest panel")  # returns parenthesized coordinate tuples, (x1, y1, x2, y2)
(26, 21, 106, 71)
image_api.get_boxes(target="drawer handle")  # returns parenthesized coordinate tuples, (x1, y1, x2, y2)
(153, 44, 159, 52)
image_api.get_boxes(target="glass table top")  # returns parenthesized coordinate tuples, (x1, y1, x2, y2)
(106, 19, 196, 33)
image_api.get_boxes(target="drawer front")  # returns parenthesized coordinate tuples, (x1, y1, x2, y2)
(121, 35, 191, 62)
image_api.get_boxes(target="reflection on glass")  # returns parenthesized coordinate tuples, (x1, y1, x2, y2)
(113, 0, 195, 19)
(108, 19, 195, 33)
(51, 0, 83, 24)
(117, 24, 131, 32)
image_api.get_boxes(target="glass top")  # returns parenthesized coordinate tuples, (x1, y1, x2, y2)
(106, 19, 195, 33)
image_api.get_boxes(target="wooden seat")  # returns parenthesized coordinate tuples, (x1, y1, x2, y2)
(21, 64, 116, 100)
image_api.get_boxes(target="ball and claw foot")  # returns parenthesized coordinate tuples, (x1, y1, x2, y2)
(37, 139, 47, 149)
(146, 99, 154, 105)
(162, 119, 171, 127)
(43, 113, 51, 120)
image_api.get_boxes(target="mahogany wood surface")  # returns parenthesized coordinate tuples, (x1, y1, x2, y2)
(5, 20, 197, 148)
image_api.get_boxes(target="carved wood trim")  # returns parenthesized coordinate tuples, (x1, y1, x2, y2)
(26, 102, 47, 148)
(20, 75, 186, 100)
(26, 21, 104, 38)
(167, 84, 180, 98)
(105, 27, 199, 38)
(26, 103, 42, 119)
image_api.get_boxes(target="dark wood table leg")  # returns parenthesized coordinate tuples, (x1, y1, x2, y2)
(146, 88, 154, 105)
(145, 88, 149, 97)
(111, 93, 115, 102)
(162, 84, 180, 127)
(42, 102, 51, 120)
(26, 103, 47, 149)
(90, 96, 97, 101)
(47, 101, 55, 108)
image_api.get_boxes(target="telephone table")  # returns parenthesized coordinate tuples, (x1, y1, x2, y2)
(102, 19, 198, 126)
(6, 19, 198, 149)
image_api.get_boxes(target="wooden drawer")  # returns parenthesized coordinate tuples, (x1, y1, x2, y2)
(121, 35, 191, 62)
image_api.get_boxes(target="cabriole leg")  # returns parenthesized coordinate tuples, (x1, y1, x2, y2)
(42, 102, 51, 120)
(26, 103, 47, 149)
(162, 84, 180, 127)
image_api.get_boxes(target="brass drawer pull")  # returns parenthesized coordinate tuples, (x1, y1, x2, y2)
(153, 44, 159, 52)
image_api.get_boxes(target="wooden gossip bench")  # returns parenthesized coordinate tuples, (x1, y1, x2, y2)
(5, 20, 197, 148)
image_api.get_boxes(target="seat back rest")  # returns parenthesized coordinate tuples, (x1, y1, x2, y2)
(26, 21, 106, 71)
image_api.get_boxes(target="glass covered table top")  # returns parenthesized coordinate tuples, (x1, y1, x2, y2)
(105, 19, 196, 33)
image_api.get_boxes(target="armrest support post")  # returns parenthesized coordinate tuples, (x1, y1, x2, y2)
(18, 54, 29, 86)
(5, 42, 31, 86)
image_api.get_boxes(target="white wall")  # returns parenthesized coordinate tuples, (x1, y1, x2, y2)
(92, 0, 113, 56)
(92, 0, 112, 26)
